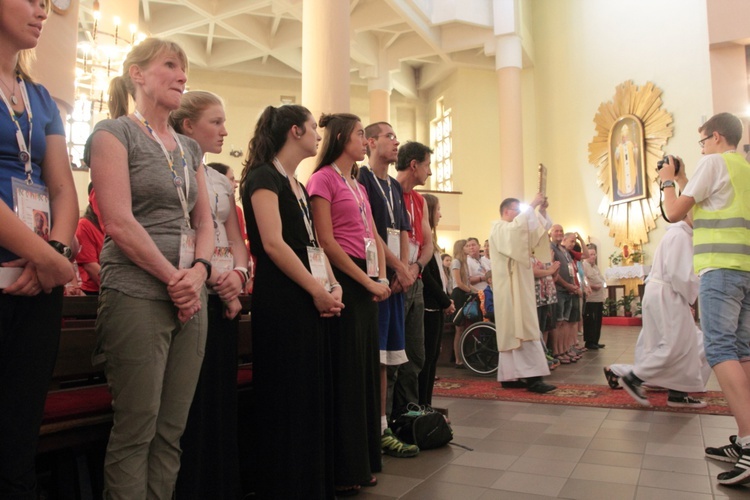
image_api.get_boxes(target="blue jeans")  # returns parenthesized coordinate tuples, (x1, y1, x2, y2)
(700, 269, 750, 367)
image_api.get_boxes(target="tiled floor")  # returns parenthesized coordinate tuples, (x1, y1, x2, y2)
(360, 325, 749, 499)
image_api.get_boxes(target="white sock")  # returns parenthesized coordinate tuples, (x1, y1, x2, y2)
(381, 415, 388, 434)
(737, 435, 750, 448)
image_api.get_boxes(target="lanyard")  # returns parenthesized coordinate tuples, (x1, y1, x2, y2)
(364, 166, 396, 228)
(469, 255, 485, 273)
(405, 191, 417, 238)
(331, 162, 371, 238)
(0, 75, 33, 184)
(273, 158, 316, 246)
(204, 164, 221, 238)
(133, 110, 191, 228)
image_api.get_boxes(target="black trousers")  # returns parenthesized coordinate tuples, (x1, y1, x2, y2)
(583, 301, 603, 345)
(419, 309, 444, 406)
(0, 288, 63, 499)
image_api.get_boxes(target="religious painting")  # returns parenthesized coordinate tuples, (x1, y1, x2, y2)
(587, 81, 674, 247)
(608, 115, 646, 205)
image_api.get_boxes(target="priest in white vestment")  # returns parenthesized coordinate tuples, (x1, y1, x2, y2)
(608, 218, 711, 407)
(489, 194, 556, 393)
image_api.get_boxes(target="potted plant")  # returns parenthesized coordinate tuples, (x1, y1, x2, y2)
(618, 291, 637, 317)
(609, 250, 623, 267)
(603, 297, 617, 317)
(630, 249, 644, 264)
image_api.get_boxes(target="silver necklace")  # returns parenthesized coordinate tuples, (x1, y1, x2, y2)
(0, 75, 18, 105)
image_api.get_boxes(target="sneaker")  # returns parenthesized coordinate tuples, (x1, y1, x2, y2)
(603, 367, 621, 390)
(718, 446, 750, 486)
(381, 428, 419, 458)
(667, 395, 707, 408)
(706, 435, 741, 463)
(619, 373, 651, 406)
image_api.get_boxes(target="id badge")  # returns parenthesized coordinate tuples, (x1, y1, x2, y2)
(12, 177, 51, 241)
(307, 246, 330, 290)
(178, 226, 196, 269)
(386, 228, 400, 257)
(408, 237, 419, 264)
(364, 237, 379, 277)
(211, 246, 234, 274)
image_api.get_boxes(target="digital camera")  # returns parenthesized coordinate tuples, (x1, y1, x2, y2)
(656, 155, 681, 175)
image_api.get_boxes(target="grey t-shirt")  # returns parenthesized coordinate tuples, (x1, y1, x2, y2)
(84, 116, 202, 301)
(551, 242, 575, 294)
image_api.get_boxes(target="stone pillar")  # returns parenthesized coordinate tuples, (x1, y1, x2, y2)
(368, 88, 390, 124)
(299, 0, 351, 182)
(495, 34, 524, 200)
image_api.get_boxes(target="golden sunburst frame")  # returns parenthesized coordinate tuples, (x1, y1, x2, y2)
(587, 81, 674, 248)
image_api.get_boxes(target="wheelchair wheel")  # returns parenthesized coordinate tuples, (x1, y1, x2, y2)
(459, 321, 498, 376)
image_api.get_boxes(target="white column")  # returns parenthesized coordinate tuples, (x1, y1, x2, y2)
(299, 0, 351, 182)
(495, 34, 524, 200)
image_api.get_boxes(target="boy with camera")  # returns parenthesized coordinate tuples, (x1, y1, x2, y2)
(659, 112, 750, 486)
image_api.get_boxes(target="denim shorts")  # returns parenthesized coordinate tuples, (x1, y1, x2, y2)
(699, 269, 750, 367)
(556, 293, 580, 323)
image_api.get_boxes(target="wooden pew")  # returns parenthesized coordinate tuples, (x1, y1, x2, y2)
(40, 295, 253, 452)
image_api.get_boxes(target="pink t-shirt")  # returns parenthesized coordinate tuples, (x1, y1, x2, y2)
(306, 165, 374, 260)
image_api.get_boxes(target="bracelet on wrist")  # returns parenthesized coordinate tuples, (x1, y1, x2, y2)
(191, 258, 212, 281)
(377, 278, 390, 287)
(329, 282, 341, 291)
(232, 268, 248, 285)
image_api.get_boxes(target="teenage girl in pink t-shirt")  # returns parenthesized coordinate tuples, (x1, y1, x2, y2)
(307, 113, 389, 495)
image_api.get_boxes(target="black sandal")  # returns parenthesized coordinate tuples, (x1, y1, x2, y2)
(603, 367, 621, 390)
(360, 475, 377, 487)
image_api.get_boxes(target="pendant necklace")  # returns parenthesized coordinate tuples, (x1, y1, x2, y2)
(0, 75, 18, 105)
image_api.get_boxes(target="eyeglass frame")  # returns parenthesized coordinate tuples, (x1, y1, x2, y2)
(375, 133, 398, 141)
(698, 134, 714, 148)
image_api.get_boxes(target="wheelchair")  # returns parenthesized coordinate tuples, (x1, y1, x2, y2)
(455, 293, 499, 376)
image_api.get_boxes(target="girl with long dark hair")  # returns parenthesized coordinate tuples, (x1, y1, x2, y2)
(241, 104, 341, 498)
(307, 113, 390, 496)
(419, 193, 455, 405)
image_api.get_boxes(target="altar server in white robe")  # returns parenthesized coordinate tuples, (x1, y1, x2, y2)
(489, 194, 556, 394)
(608, 217, 711, 408)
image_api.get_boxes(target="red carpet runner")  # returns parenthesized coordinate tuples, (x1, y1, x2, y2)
(433, 377, 730, 415)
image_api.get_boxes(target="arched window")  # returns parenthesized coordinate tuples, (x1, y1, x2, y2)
(431, 98, 452, 191)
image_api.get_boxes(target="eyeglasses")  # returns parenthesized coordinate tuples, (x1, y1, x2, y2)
(377, 133, 398, 141)
(698, 135, 713, 148)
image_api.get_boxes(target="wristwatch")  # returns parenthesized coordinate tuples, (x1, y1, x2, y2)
(191, 258, 213, 280)
(661, 180, 676, 191)
(48, 240, 72, 259)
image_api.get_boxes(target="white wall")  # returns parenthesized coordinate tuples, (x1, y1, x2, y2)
(526, 0, 713, 263)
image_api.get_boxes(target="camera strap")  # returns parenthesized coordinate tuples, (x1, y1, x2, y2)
(658, 181, 673, 223)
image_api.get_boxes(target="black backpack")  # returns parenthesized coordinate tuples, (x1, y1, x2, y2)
(392, 406, 453, 450)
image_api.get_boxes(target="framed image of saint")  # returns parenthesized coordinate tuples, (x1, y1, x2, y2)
(608, 115, 647, 204)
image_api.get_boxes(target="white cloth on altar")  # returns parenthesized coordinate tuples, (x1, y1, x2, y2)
(605, 263, 649, 280)
(489, 208, 551, 382)
(609, 221, 710, 393)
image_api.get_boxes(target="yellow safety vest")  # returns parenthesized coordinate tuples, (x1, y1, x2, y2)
(693, 152, 750, 273)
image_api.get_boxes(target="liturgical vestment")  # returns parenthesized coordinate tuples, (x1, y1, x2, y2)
(489, 208, 552, 382)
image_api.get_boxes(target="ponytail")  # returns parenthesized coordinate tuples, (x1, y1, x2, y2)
(239, 104, 311, 194)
